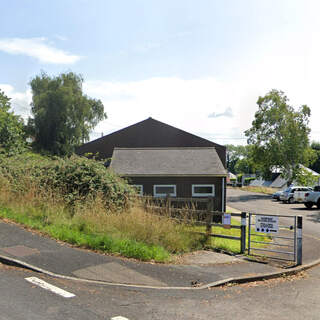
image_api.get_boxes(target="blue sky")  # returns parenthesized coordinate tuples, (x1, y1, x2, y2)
(1, 0, 319, 144)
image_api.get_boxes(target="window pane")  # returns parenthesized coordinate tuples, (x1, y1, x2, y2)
(156, 186, 174, 194)
(194, 186, 213, 194)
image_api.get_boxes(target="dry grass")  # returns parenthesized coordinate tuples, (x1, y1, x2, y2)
(233, 186, 277, 195)
(0, 177, 202, 260)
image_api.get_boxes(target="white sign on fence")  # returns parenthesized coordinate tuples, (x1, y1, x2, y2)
(255, 215, 279, 234)
(223, 213, 231, 229)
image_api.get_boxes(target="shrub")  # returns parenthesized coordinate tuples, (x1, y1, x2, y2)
(244, 177, 256, 186)
(0, 152, 135, 210)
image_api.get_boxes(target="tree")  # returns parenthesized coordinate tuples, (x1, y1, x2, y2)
(245, 89, 313, 182)
(29, 72, 107, 155)
(0, 89, 25, 155)
(226, 144, 256, 174)
(310, 142, 320, 174)
(295, 166, 320, 187)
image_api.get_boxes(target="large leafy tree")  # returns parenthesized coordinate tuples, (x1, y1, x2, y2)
(0, 89, 25, 155)
(245, 89, 313, 182)
(29, 72, 106, 155)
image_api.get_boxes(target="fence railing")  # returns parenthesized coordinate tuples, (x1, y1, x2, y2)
(136, 195, 303, 265)
(137, 195, 247, 254)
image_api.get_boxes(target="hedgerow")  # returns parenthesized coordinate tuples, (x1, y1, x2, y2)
(0, 152, 134, 210)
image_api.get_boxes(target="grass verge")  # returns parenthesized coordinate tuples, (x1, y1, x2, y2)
(0, 205, 171, 262)
(230, 186, 276, 195)
(191, 218, 271, 254)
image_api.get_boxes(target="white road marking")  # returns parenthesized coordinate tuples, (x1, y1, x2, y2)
(111, 317, 130, 320)
(25, 277, 75, 298)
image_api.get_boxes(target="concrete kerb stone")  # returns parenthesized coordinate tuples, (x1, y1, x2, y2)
(1, 253, 320, 291)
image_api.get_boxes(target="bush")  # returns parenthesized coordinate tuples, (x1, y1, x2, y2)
(244, 177, 256, 186)
(0, 152, 135, 210)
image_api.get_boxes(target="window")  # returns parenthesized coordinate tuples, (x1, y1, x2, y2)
(133, 185, 143, 196)
(192, 184, 215, 197)
(153, 185, 176, 197)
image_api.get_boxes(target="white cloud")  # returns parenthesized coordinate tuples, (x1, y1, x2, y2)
(208, 107, 233, 119)
(84, 74, 320, 145)
(0, 37, 81, 64)
(83, 77, 251, 145)
(0, 84, 32, 120)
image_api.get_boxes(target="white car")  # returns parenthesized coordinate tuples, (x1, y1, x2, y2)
(280, 186, 312, 204)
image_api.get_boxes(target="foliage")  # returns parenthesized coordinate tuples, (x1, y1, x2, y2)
(0, 206, 170, 262)
(0, 89, 26, 155)
(0, 154, 204, 260)
(226, 144, 256, 174)
(0, 152, 134, 210)
(310, 142, 320, 174)
(245, 89, 313, 182)
(244, 177, 256, 185)
(295, 166, 320, 187)
(29, 71, 107, 155)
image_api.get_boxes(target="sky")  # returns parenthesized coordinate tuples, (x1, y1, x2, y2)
(0, 0, 320, 145)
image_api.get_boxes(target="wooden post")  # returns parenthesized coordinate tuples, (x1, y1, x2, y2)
(166, 194, 171, 216)
(205, 197, 214, 245)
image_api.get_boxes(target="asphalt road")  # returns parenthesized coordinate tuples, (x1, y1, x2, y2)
(2, 260, 320, 320)
(227, 188, 320, 263)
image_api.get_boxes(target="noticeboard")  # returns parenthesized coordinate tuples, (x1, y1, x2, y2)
(255, 215, 279, 234)
(223, 213, 231, 229)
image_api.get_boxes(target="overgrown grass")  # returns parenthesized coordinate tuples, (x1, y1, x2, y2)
(0, 205, 171, 262)
(0, 171, 203, 262)
(0, 151, 270, 262)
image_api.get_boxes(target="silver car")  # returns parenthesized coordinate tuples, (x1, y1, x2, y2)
(280, 186, 312, 204)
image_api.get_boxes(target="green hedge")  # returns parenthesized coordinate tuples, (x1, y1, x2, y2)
(0, 152, 135, 210)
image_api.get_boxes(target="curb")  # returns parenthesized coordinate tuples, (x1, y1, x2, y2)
(1, 253, 320, 291)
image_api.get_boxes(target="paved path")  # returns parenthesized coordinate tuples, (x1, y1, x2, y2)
(0, 220, 279, 288)
(3, 258, 320, 320)
(1, 188, 319, 288)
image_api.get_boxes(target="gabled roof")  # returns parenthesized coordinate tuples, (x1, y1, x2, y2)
(110, 147, 227, 176)
(76, 117, 226, 167)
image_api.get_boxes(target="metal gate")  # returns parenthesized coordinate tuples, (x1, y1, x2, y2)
(248, 213, 302, 265)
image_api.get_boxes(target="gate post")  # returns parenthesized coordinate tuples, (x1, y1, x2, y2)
(297, 216, 303, 266)
(240, 212, 246, 254)
(248, 213, 252, 256)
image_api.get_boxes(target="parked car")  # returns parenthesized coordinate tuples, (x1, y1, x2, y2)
(301, 186, 320, 209)
(272, 190, 284, 201)
(294, 187, 317, 206)
(280, 186, 312, 204)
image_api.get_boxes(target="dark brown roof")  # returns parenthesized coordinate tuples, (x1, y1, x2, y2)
(110, 147, 227, 176)
(76, 117, 226, 167)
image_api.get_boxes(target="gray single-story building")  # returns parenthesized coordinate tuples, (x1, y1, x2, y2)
(110, 147, 227, 211)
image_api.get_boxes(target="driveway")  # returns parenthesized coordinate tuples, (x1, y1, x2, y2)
(227, 188, 320, 264)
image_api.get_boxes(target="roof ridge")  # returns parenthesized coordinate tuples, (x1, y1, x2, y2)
(113, 147, 216, 150)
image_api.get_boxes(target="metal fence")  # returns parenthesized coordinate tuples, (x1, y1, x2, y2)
(137, 195, 303, 265)
(248, 213, 302, 265)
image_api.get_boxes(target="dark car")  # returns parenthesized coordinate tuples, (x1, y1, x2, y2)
(272, 190, 284, 201)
